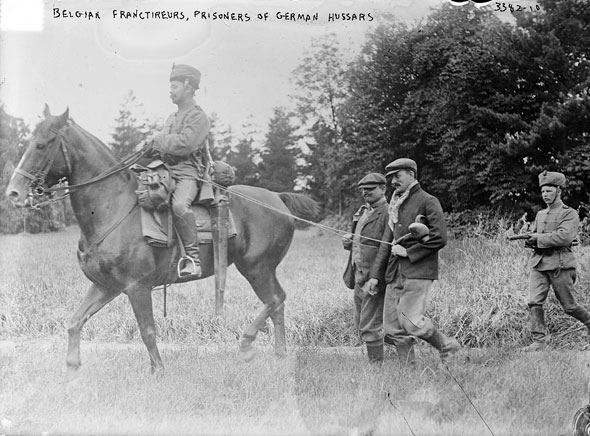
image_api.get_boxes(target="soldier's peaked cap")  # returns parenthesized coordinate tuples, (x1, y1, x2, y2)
(170, 64, 201, 89)
(385, 158, 417, 177)
(357, 173, 386, 188)
(538, 170, 566, 188)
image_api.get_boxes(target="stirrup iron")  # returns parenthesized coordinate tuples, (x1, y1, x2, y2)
(178, 256, 201, 278)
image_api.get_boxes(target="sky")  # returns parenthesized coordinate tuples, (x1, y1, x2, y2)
(0, 0, 517, 144)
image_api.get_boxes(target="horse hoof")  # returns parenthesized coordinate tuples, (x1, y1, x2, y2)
(275, 350, 288, 359)
(63, 367, 81, 384)
(240, 347, 258, 362)
(151, 366, 165, 380)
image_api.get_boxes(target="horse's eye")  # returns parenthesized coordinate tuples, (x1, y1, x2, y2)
(36, 143, 46, 150)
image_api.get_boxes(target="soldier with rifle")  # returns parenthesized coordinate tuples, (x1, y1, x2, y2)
(512, 170, 590, 351)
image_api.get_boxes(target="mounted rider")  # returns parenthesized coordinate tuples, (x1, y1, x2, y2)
(145, 64, 212, 278)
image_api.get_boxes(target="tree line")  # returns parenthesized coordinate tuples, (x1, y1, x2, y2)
(1, 0, 589, 233)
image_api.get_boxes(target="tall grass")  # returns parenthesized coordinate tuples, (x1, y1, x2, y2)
(2, 225, 590, 349)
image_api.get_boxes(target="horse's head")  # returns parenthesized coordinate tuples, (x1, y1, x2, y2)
(6, 105, 72, 207)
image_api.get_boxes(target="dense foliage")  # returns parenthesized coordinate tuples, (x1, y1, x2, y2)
(295, 0, 590, 214)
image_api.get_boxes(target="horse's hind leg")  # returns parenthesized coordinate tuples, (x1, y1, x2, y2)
(126, 288, 164, 374)
(236, 265, 287, 359)
(269, 302, 287, 357)
(66, 283, 120, 377)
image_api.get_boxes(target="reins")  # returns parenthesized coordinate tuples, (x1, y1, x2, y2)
(196, 175, 397, 248)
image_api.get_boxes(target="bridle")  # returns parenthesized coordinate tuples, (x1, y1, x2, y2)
(15, 121, 145, 209)
(14, 124, 72, 207)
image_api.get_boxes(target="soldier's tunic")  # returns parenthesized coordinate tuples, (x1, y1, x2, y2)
(153, 105, 210, 216)
(528, 199, 588, 340)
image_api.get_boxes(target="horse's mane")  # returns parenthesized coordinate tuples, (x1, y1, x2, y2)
(65, 119, 118, 164)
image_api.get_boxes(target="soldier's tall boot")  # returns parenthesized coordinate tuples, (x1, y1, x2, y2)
(521, 305, 549, 351)
(423, 329, 461, 360)
(175, 211, 202, 278)
(564, 305, 590, 340)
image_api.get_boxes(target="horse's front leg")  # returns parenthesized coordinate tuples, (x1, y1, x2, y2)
(126, 287, 164, 374)
(66, 283, 120, 377)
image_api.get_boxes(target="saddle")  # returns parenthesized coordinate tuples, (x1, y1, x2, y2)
(133, 160, 237, 247)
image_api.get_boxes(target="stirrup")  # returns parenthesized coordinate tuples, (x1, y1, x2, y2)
(177, 256, 201, 278)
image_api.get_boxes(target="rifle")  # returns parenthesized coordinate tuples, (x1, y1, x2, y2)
(508, 233, 532, 241)
(508, 232, 580, 247)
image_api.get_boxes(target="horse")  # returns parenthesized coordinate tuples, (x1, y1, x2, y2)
(5, 105, 319, 376)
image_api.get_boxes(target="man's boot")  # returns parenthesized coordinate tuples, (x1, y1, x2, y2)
(521, 305, 549, 352)
(175, 212, 202, 278)
(366, 340, 384, 364)
(423, 330, 461, 359)
(565, 306, 590, 331)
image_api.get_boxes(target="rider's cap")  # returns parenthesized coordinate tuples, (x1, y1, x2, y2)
(538, 170, 566, 188)
(385, 158, 417, 177)
(357, 173, 386, 189)
(170, 64, 201, 89)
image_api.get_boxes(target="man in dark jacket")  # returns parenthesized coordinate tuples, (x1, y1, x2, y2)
(342, 173, 389, 363)
(369, 158, 460, 365)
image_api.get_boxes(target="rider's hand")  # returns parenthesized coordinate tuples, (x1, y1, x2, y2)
(141, 138, 154, 154)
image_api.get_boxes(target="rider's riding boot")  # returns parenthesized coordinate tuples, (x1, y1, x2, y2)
(423, 329, 461, 360)
(175, 212, 202, 278)
(521, 305, 549, 352)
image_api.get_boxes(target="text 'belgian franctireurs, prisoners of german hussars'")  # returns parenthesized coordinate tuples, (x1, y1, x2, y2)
(52, 8, 374, 22)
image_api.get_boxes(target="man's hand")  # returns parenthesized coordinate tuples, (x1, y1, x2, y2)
(391, 244, 408, 258)
(525, 233, 539, 248)
(342, 233, 353, 250)
(365, 278, 379, 296)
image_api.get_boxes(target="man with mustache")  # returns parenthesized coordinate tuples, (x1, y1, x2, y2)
(146, 64, 211, 278)
(342, 173, 390, 363)
(368, 158, 460, 365)
(521, 170, 590, 351)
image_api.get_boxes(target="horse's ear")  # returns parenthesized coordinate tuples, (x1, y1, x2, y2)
(56, 107, 70, 127)
(43, 104, 52, 118)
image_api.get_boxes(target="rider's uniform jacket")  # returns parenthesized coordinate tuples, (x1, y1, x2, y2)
(153, 104, 210, 179)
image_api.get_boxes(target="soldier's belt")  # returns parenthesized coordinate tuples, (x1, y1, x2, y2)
(534, 246, 571, 255)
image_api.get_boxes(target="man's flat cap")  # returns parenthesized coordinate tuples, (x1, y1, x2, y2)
(385, 158, 417, 177)
(538, 170, 566, 187)
(170, 64, 201, 89)
(357, 172, 386, 188)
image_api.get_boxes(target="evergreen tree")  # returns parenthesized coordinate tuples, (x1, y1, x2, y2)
(109, 90, 150, 160)
(257, 107, 298, 192)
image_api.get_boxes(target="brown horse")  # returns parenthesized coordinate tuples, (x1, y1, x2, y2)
(5, 106, 319, 376)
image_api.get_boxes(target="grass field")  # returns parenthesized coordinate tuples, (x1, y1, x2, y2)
(2, 226, 590, 435)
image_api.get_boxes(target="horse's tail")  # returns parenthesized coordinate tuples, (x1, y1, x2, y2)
(278, 192, 320, 223)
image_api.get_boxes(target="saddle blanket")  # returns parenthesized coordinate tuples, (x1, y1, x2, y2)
(140, 205, 237, 247)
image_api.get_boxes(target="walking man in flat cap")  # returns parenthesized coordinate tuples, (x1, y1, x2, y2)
(369, 158, 460, 365)
(342, 173, 390, 363)
(147, 64, 211, 278)
(521, 170, 590, 351)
